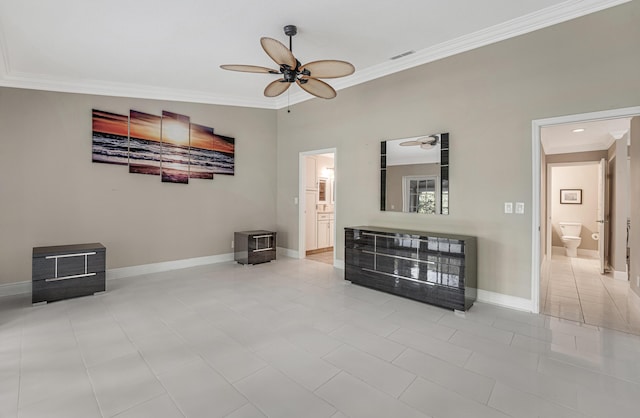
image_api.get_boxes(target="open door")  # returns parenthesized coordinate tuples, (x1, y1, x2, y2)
(597, 158, 607, 274)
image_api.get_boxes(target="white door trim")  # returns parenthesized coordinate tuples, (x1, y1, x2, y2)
(531, 106, 640, 314)
(299, 148, 337, 264)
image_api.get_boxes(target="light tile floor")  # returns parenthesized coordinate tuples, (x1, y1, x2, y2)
(540, 251, 640, 334)
(2, 257, 640, 417)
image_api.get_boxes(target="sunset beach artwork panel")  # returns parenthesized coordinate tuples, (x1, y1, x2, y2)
(92, 109, 129, 165)
(189, 123, 215, 180)
(161, 111, 191, 184)
(212, 134, 235, 175)
(129, 110, 162, 176)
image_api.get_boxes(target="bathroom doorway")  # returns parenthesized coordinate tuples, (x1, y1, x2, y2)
(534, 111, 640, 333)
(299, 149, 336, 266)
(545, 161, 602, 263)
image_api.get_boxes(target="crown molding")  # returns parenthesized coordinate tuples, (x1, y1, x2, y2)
(0, 0, 630, 110)
(274, 0, 631, 109)
(0, 71, 280, 109)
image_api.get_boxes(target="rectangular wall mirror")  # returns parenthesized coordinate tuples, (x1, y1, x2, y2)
(380, 133, 449, 214)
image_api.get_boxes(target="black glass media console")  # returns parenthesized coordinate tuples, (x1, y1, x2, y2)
(345, 226, 477, 311)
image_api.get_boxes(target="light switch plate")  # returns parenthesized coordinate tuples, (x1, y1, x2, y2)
(504, 202, 513, 214)
(515, 202, 525, 214)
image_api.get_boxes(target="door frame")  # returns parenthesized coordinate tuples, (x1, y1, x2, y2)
(299, 148, 337, 264)
(531, 106, 640, 313)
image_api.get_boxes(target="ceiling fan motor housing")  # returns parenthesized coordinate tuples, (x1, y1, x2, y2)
(283, 25, 297, 37)
(282, 60, 301, 82)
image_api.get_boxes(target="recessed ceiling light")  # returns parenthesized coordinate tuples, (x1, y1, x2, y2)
(572, 128, 585, 133)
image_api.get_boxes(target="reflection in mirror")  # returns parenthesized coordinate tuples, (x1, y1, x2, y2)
(380, 133, 449, 214)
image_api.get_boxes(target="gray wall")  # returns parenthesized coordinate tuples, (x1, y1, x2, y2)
(0, 88, 277, 285)
(276, 1, 640, 299)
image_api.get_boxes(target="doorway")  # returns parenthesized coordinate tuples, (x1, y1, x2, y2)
(532, 107, 640, 333)
(299, 149, 336, 266)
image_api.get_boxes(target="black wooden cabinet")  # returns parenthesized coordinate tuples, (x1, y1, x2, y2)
(234, 231, 277, 265)
(32, 243, 106, 304)
(345, 226, 476, 311)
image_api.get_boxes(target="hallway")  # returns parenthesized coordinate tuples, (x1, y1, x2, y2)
(541, 251, 640, 335)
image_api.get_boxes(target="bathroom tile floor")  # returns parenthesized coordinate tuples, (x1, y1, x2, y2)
(306, 249, 334, 265)
(541, 251, 640, 335)
(2, 257, 640, 417)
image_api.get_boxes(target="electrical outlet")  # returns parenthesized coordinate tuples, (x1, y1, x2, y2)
(231, 240, 234, 249)
(515, 202, 525, 214)
(504, 202, 513, 214)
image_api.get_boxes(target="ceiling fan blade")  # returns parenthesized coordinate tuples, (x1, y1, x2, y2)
(220, 64, 280, 74)
(264, 80, 292, 97)
(300, 60, 355, 79)
(260, 37, 296, 69)
(296, 77, 337, 99)
(420, 142, 438, 150)
(399, 140, 422, 146)
(401, 135, 439, 147)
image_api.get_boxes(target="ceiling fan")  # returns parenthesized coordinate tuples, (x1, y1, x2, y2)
(220, 25, 355, 99)
(399, 135, 440, 150)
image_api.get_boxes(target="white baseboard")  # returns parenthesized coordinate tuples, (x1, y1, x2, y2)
(1, 253, 237, 298)
(277, 247, 299, 259)
(552, 246, 564, 255)
(613, 270, 628, 281)
(334, 259, 345, 269)
(107, 253, 234, 280)
(476, 289, 532, 312)
(0, 280, 30, 297)
(552, 245, 598, 258)
(577, 249, 598, 258)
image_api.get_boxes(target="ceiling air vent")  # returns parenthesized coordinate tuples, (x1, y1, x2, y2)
(390, 50, 415, 60)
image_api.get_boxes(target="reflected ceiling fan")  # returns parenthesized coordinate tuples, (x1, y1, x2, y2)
(400, 135, 440, 150)
(220, 25, 355, 99)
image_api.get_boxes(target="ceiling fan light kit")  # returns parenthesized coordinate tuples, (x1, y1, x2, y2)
(220, 25, 355, 100)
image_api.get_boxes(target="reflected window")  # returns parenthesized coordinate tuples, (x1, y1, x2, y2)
(403, 175, 439, 214)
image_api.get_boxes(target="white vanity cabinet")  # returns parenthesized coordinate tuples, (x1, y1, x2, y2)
(317, 213, 334, 249)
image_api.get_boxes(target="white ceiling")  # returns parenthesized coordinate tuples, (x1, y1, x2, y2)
(0, 0, 629, 109)
(387, 136, 441, 166)
(542, 117, 631, 155)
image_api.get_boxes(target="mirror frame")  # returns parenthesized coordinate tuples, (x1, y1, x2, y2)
(380, 132, 449, 214)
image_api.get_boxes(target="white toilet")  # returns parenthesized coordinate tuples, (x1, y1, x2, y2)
(559, 222, 582, 257)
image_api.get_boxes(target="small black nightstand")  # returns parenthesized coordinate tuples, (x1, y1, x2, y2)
(234, 230, 277, 265)
(32, 243, 106, 304)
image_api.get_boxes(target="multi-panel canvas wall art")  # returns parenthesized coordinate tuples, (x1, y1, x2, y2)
(92, 110, 129, 165)
(190, 124, 215, 179)
(129, 110, 162, 175)
(161, 111, 190, 184)
(91, 108, 235, 183)
(213, 134, 235, 175)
